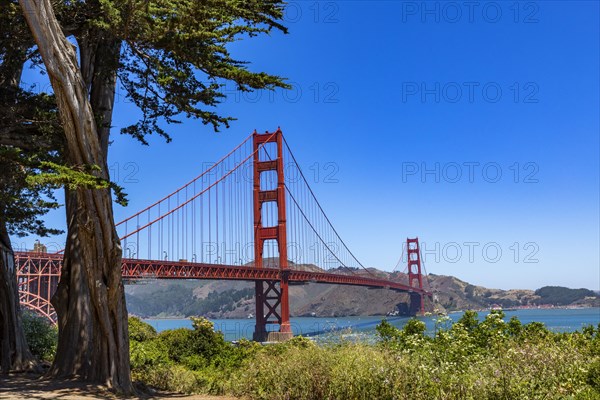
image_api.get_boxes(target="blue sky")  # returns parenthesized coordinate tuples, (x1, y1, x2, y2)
(19, 1, 599, 290)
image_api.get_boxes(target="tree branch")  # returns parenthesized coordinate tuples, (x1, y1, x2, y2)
(0, 126, 61, 151)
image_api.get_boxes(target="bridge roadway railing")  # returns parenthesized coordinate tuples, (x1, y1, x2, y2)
(15, 251, 431, 295)
(120, 258, 430, 294)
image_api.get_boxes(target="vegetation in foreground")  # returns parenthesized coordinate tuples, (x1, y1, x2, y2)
(21, 311, 57, 363)
(26, 311, 600, 399)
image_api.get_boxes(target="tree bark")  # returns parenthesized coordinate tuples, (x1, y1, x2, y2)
(0, 220, 36, 374)
(18, 0, 133, 393)
(79, 29, 121, 160)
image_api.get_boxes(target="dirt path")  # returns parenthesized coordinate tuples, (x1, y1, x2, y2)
(0, 374, 238, 400)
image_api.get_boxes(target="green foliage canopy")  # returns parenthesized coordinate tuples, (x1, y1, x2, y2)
(54, 0, 289, 144)
(1, 0, 290, 239)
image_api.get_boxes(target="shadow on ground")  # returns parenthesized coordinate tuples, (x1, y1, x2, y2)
(0, 373, 235, 400)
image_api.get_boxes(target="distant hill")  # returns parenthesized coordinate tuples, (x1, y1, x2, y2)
(124, 267, 600, 318)
(425, 275, 599, 311)
(534, 286, 598, 306)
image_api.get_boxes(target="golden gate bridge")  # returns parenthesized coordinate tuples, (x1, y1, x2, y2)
(15, 128, 431, 342)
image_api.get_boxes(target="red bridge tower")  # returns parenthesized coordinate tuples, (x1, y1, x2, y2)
(252, 129, 293, 341)
(407, 237, 426, 315)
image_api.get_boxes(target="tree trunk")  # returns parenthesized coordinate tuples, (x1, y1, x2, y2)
(0, 220, 36, 374)
(18, 0, 133, 393)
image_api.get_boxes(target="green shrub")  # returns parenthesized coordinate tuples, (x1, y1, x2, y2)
(522, 321, 550, 340)
(403, 318, 426, 336)
(130, 338, 169, 372)
(128, 316, 157, 342)
(457, 309, 479, 331)
(507, 315, 523, 336)
(232, 343, 331, 400)
(375, 318, 427, 351)
(158, 328, 199, 366)
(130, 313, 600, 399)
(153, 317, 229, 370)
(142, 364, 199, 394)
(188, 317, 229, 363)
(21, 311, 57, 361)
(586, 359, 600, 392)
(130, 316, 245, 394)
(375, 318, 399, 342)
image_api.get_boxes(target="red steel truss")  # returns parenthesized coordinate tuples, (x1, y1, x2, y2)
(16, 251, 61, 321)
(15, 251, 430, 322)
(120, 258, 427, 291)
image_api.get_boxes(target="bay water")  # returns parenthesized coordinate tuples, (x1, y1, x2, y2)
(144, 307, 600, 342)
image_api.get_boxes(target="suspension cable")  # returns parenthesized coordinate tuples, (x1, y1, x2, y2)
(280, 135, 376, 277)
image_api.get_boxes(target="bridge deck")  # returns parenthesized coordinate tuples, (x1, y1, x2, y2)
(15, 252, 430, 295)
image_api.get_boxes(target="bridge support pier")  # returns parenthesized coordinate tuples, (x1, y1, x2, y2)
(253, 279, 293, 342)
(252, 129, 293, 342)
(409, 292, 425, 316)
